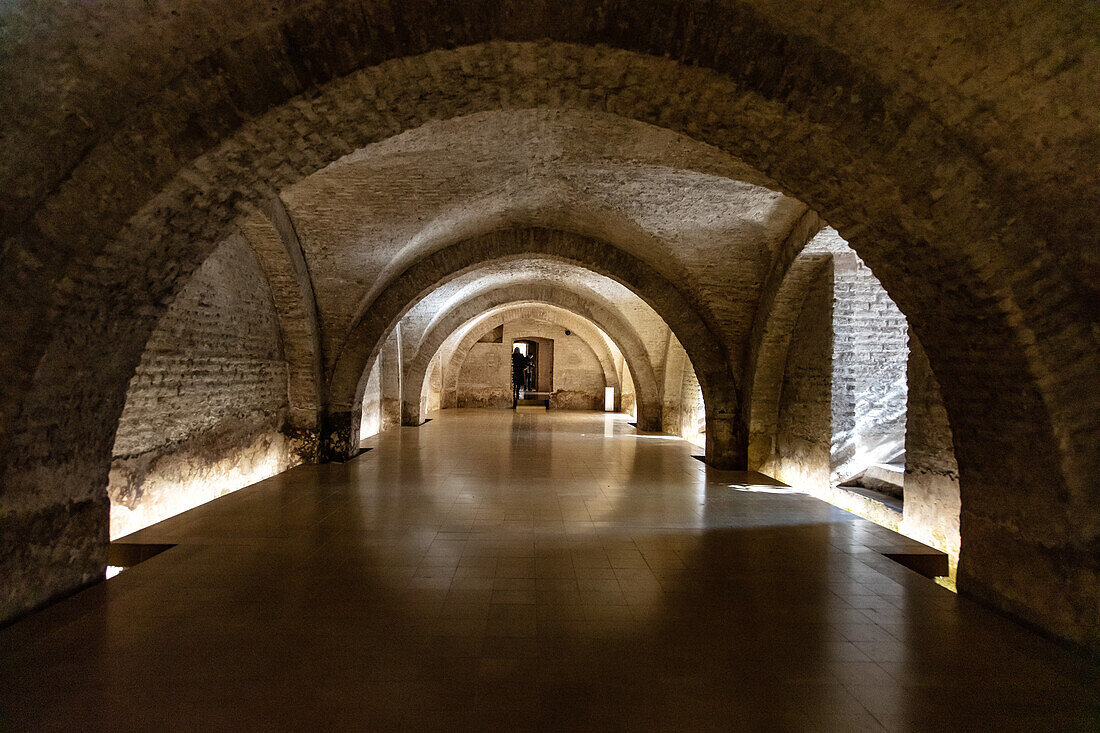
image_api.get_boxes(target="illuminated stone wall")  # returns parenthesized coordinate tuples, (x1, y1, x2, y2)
(359, 360, 382, 441)
(830, 252, 909, 484)
(108, 239, 293, 538)
(766, 254, 957, 555)
(773, 265, 834, 491)
(457, 319, 606, 410)
(677, 362, 706, 449)
(903, 331, 961, 561)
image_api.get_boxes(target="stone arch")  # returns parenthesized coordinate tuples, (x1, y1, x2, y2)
(744, 219, 850, 472)
(445, 313, 616, 413)
(240, 200, 325, 460)
(325, 228, 737, 464)
(439, 304, 622, 412)
(398, 285, 660, 428)
(5, 41, 1087, 487)
(0, 21, 1093, 642)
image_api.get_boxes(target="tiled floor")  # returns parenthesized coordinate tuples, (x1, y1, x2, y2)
(2, 411, 1096, 731)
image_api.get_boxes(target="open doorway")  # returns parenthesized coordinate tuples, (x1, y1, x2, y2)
(513, 339, 538, 394)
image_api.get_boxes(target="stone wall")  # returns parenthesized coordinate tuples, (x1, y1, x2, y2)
(830, 252, 910, 484)
(108, 239, 293, 539)
(547, 331, 605, 411)
(457, 343, 511, 409)
(422, 354, 442, 415)
(457, 319, 607, 410)
(678, 363, 706, 449)
(772, 265, 833, 491)
(620, 361, 637, 419)
(903, 331, 962, 561)
(378, 329, 403, 429)
(359, 360, 382, 441)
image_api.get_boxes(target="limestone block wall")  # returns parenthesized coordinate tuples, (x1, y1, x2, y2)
(108, 239, 293, 539)
(830, 252, 909, 483)
(618, 356, 637, 419)
(547, 331, 605, 411)
(903, 332, 961, 561)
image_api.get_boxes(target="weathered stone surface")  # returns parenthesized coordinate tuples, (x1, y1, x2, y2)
(903, 331, 961, 562)
(108, 238, 294, 539)
(772, 263, 834, 491)
(0, 495, 107, 624)
(241, 199, 325, 458)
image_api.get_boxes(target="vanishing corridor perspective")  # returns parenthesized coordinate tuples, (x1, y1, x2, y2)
(0, 1, 1097, 729)
(2, 411, 1096, 730)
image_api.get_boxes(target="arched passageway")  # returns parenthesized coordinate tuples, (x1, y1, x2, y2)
(399, 296, 644, 427)
(432, 303, 625, 413)
(325, 230, 740, 465)
(0, 4, 1095, 656)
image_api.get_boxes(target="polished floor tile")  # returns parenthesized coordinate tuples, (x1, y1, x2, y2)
(1, 410, 1096, 731)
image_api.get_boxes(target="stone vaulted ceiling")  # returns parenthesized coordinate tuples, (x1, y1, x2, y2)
(269, 108, 805, 375)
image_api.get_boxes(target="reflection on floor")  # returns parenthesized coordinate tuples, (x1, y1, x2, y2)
(2, 410, 1096, 731)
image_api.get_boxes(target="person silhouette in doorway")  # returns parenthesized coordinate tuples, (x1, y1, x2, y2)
(512, 346, 528, 407)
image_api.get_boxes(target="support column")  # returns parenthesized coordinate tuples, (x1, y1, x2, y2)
(704, 408, 748, 470)
(401, 399, 422, 426)
(635, 401, 663, 433)
(319, 408, 359, 462)
(243, 200, 326, 464)
(379, 328, 403, 430)
(902, 329, 961, 561)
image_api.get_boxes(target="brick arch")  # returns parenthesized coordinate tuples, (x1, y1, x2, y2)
(744, 218, 849, 472)
(438, 304, 622, 414)
(0, 24, 1092, 642)
(397, 286, 661, 430)
(327, 228, 736, 462)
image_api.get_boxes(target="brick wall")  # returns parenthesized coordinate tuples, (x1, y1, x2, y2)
(830, 252, 909, 484)
(108, 238, 293, 538)
(772, 265, 833, 491)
